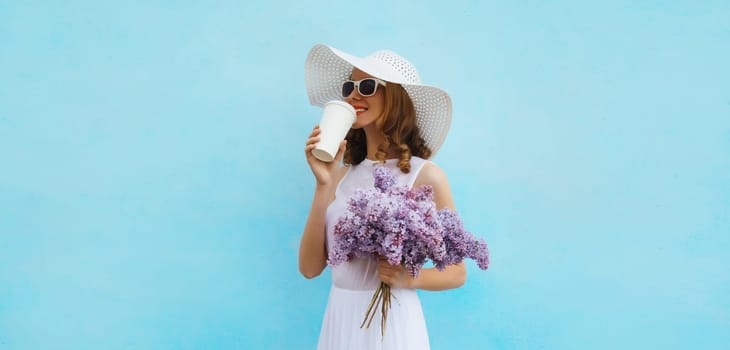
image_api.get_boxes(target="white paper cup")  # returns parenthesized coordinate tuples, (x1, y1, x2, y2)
(312, 100, 356, 162)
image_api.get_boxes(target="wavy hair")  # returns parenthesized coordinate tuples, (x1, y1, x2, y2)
(343, 83, 432, 173)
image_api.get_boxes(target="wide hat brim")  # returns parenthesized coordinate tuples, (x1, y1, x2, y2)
(305, 44, 452, 158)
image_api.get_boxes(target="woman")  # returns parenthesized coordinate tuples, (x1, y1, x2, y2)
(299, 44, 466, 350)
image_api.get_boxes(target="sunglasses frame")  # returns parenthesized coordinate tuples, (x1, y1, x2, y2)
(341, 78, 387, 98)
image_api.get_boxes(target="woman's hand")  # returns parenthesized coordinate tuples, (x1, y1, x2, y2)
(304, 125, 347, 187)
(377, 258, 415, 289)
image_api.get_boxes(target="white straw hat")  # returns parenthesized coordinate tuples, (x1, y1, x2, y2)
(305, 44, 452, 157)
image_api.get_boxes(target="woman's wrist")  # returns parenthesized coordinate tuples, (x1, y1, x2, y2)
(405, 275, 418, 289)
(314, 182, 336, 194)
(311, 184, 336, 206)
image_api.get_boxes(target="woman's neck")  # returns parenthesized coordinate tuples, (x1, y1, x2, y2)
(363, 125, 395, 160)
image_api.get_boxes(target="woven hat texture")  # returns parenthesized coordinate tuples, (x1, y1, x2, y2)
(305, 44, 452, 157)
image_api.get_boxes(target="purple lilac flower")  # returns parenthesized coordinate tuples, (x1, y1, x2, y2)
(328, 166, 489, 277)
(373, 166, 396, 191)
(434, 209, 490, 270)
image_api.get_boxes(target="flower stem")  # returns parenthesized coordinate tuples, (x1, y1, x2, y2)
(361, 283, 383, 329)
(360, 282, 392, 339)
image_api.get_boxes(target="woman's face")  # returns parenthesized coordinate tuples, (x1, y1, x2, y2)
(345, 69, 386, 129)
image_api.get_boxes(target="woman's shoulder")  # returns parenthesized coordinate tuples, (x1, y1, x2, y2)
(412, 156, 449, 186)
(414, 160, 447, 185)
(412, 159, 454, 209)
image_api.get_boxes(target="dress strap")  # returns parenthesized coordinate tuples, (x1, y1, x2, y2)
(407, 157, 431, 189)
(334, 165, 352, 199)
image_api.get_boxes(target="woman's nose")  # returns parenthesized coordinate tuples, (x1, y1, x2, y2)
(345, 89, 361, 101)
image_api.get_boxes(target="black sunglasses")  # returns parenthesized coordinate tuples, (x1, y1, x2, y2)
(341, 78, 387, 98)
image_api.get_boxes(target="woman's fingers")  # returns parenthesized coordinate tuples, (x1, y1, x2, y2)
(380, 271, 399, 286)
(377, 259, 401, 285)
(306, 136, 320, 146)
(304, 126, 321, 155)
(377, 258, 415, 288)
(304, 138, 318, 153)
(305, 126, 321, 149)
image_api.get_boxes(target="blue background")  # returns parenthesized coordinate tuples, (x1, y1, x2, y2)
(1, 1, 728, 349)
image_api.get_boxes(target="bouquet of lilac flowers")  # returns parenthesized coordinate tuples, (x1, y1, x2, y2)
(328, 166, 490, 337)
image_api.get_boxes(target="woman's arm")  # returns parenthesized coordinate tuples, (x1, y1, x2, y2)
(298, 185, 336, 279)
(298, 127, 347, 279)
(377, 162, 467, 290)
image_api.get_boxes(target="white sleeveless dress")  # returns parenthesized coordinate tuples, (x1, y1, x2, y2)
(317, 157, 431, 350)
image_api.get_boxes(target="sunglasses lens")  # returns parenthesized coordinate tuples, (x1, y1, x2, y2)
(359, 79, 377, 96)
(342, 81, 355, 97)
